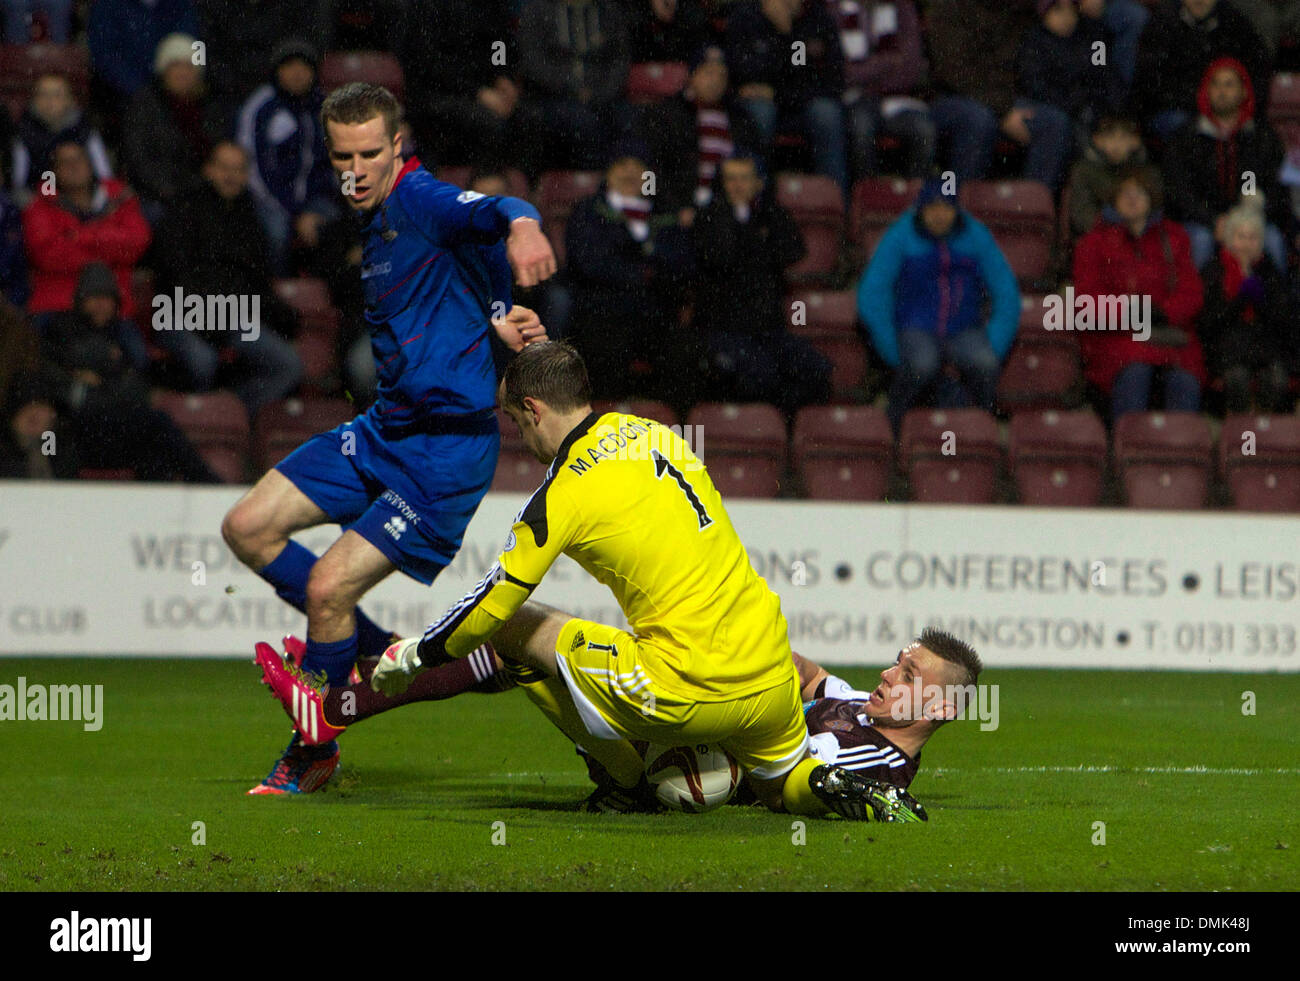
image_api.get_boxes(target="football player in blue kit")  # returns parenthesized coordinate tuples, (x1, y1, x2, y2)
(222, 83, 557, 794)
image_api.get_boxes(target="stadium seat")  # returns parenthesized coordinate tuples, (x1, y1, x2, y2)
(153, 390, 251, 483)
(319, 50, 404, 102)
(959, 180, 1055, 285)
(776, 173, 843, 283)
(686, 402, 788, 498)
(535, 169, 602, 266)
(1113, 412, 1213, 509)
(849, 177, 920, 261)
(996, 336, 1083, 411)
(253, 397, 357, 473)
(492, 449, 550, 494)
(274, 278, 340, 334)
(784, 290, 866, 397)
(625, 61, 688, 104)
(1008, 409, 1106, 506)
(0, 43, 89, 120)
(792, 405, 893, 500)
(592, 398, 680, 427)
(1218, 414, 1300, 512)
(900, 408, 1001, 504)
(434, 165, 530, 199)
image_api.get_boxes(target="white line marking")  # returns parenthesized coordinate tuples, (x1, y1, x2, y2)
(930, 765, 1300, 776)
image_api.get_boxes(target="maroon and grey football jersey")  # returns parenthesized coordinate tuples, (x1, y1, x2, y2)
(804, 698, 920, 789)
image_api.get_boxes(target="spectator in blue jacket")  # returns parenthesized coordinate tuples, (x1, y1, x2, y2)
(857, 175, 1020, 431)
(235, 40, 337, 274)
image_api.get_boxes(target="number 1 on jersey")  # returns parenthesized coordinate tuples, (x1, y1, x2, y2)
(652, 450, 713, 530)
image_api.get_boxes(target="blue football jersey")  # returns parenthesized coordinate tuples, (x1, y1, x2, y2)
(357, 156, 539, 427)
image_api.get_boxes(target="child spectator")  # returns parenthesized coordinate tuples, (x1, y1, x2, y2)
(1067, 115, 1162, 238)
(857, 174, 1019, 432)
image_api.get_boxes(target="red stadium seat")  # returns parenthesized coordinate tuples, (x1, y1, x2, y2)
(153, 390, 251, 483)
(793, 405, 893, 500)
(787, 289, 857, 334)
(995, 336, 1082, 411)
(850, 177, 920, 260)
(1008, 409, 1107, 506)
(319, 50, 404, 102)
(0, 43, 90, 120)
(625, 61, 688, 104)
(492, 449, 550, 494)
(686, 402, 788, 497)
(592, 398, 680, 428)
(784, 291, 866, 396)
(536, 169, 602, 266)
(777, 173, 844, 283)
(686, 402, 787, 452)
(253, 397, 357, 473)
(1219, 414, 1300, 512)
(274, 278, 340, 335)
(959, 180, 1055, 285)
(900, 408, 1001, 504)
(1113, 412, 1213, 509)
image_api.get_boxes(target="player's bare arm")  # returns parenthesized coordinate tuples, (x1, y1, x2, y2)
(492, 303, 547, 352)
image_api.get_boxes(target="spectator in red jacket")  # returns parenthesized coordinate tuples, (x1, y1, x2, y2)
(1072, 167, 1206, 421)
(22, 140, 151, 317)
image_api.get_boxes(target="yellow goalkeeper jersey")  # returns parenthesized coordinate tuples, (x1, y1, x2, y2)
(422, 411, 794, 701)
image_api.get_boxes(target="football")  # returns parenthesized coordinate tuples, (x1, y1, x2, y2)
(643, 743, 742, 813)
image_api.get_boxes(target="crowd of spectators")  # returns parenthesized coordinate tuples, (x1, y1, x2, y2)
(1, 0, 1299, 487)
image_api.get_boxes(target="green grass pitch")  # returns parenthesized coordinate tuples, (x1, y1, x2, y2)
(1, 658, 1296, 891)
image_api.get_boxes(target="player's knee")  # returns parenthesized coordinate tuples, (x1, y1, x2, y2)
(304, 561, 359, 622)
(221, 500, 267, 563)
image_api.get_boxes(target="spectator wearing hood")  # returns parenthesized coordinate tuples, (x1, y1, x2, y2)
(151, 140, 302, 417)
(235, 40, 337, 274)
(37, 263, 220, 483)
(1162, 56, 1288, 269)
(1198, 201, 1294, 413)
(564, 142, 700, 404)
(642, 44, 764, 215)
(1072, 167, 1206, 420)
(11, 73, 113, 204)
(693, 151, 832, 415)
(1133, 0, 1272, 140)
(122, 32, 232, 225)
(22, 140, 151, 317)
(857, 174, 1019, 432)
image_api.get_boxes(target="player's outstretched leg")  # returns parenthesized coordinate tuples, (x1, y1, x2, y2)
(247, 729, 341, 796)
(255, 638, 512, 747)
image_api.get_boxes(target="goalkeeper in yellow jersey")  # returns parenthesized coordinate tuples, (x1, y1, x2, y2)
(371, 341, 925, 822)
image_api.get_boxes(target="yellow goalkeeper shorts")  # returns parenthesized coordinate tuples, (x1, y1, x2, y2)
(553, 617, 809, 781)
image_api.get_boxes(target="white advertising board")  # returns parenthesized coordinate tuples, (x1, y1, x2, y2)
(0, 482, 1296, 670)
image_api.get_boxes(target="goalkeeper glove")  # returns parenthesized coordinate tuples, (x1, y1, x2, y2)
(371, 637, 425, 695)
